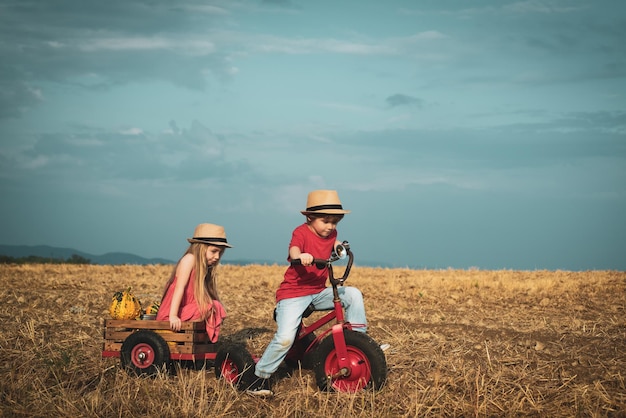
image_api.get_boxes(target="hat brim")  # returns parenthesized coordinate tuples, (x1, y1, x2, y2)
(187, 238, 233, 248)
(301, 209, 351, 215)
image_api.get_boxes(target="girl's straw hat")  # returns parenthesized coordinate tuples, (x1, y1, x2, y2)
(187, 223, 232, 247)
(301, 190, 351, 215)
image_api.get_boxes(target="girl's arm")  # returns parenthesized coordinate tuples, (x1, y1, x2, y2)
(168, 253, 194, 331)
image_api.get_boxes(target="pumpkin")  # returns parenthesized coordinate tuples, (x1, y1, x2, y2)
(142, 300, 161, 316)
(109, 287, 142, 319)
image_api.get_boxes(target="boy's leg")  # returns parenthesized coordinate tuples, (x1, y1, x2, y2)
(254, 295, 313, 378)
(312, 286, 367, 332)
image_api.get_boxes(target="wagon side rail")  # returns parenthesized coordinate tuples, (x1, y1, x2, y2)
(102, 319, 219, 361)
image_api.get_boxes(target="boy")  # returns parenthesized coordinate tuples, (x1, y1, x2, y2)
(247, 190, 367, 396)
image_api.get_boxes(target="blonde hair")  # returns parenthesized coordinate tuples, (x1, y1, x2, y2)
(162, 242, 222, 321)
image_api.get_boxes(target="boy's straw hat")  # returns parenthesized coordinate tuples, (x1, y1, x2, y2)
(301, 190, 351, 215)
(187, 223, 232, 247)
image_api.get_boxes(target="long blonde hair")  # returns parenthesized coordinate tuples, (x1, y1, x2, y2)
(162, 242, 222, 320)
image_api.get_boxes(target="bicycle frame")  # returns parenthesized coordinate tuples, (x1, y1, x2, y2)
(293, 244, 358, 371)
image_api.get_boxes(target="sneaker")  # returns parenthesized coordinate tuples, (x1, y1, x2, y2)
(380, 343, 391, 352)
(246, 378, 273, 397)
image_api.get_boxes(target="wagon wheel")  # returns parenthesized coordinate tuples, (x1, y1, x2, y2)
(214, 343, 256, 390)
(120, 330, 172, 377)
(311, 330, 387, 392)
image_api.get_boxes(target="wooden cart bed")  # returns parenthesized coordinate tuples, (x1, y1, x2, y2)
(102, 319, 219, 361)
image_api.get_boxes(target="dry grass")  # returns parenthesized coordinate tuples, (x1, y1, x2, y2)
(1, 263, 625, 417)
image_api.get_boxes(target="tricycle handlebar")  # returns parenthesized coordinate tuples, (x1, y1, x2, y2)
(290, 242, 353, 285)
(290, 258, 329, 269)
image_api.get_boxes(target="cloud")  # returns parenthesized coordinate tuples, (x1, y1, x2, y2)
(120, 127, 144, 136)
(251, 35, 391, 55)
(0, 78, 45, 119)
(78, 37, 217, 56)
(553, 111, 626, 133)
(0, 0, 237, 118)
(386, 94, 423, 108)
(398, 1, 624, 88)
(1, 120, 260, 190)
(334, 110, 626, 184)
(0, 0, 454, 119)
(503, 1, 587, 14)
(401, 1, 587, 17)
(246, 29, 449, 57)
(261, 0, 294, 5)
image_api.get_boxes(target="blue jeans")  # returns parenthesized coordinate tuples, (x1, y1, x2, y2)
(254, 286, 367, 379)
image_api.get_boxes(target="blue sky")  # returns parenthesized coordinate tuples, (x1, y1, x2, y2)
(1, 0, 625, 270)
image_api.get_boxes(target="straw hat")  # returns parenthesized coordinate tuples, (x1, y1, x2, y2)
(187, 223, 232, 247)
(301, 190, 351, 215)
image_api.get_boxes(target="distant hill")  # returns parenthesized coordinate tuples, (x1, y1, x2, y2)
(0, 244, 174, 265)
(0, 244, 401, 268)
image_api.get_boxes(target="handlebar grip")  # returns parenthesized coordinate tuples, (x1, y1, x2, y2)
(290, 259, 328, 269)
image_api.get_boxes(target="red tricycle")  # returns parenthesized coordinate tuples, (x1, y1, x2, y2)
(102, 242, 388, 393)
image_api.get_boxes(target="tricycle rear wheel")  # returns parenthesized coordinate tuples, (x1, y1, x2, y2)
(214, 343, 256, 390)
(285, 331, 317, 370)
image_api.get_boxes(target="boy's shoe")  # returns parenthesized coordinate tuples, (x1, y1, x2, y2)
(380, 343, 391, 352)
(246, 378, 273, 397)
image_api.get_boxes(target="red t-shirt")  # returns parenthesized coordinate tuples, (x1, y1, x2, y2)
(275, 223, 337, 302)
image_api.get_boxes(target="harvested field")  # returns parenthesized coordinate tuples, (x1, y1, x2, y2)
(1, 263, 625, 417)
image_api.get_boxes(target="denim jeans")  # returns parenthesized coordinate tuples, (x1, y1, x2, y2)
(254, 286, 367, 379)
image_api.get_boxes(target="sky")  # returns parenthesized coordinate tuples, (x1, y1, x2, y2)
(1, 0, 625, 271)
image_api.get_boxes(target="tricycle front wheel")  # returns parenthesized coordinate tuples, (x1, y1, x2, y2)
(311, 330, 387, 392)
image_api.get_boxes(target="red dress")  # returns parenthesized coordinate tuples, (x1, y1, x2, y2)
(156, 270, 226, 343)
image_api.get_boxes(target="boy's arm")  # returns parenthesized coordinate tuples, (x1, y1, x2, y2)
(290, 245, 313, 266)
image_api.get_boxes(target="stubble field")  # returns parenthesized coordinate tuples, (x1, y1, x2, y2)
(1, 263, 625, 417)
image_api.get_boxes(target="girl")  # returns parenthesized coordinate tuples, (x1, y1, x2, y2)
(156, 223, 231, 343)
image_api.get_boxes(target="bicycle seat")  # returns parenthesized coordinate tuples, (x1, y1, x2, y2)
(273, 303, 332, 321)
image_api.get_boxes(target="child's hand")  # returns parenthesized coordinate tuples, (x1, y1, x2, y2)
(169, 315, 182, 331)
(300, 253, 314, 266)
